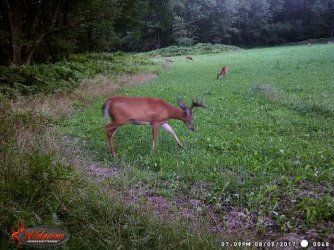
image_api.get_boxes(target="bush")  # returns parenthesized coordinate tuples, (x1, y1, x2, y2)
(145, 43, 242, 57)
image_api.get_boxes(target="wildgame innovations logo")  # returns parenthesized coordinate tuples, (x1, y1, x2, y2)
(11, 222, 70, 249)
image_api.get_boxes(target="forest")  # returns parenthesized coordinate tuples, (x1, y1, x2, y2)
(1, 0, 334, 65)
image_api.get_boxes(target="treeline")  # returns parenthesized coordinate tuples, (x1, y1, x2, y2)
(1, 0, 334, 65)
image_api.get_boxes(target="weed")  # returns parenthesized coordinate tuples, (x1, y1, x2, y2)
(298, 195, 334, 225)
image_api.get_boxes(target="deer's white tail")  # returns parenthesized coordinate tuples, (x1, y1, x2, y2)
(102, 100, 111, 118)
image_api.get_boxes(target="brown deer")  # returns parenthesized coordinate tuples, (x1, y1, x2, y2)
(186, 56, 193, 62)
(217, 65, 229, 79)
(102, 96, 206, 157)
(166, 58, 174, 63)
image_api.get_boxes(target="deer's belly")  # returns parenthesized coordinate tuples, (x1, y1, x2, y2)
(129, 119, 150, 125)
(129, 119, 167, 125)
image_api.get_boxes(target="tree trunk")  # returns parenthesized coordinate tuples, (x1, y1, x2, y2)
(24, 47, 36, 65)
(6, 0, 22, 65)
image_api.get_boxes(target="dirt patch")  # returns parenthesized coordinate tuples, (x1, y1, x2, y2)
(297, 180, 328, 198)
(117, 73, 157, 87)
(116, 184, 255, 239)
(162, 62, 172, 70)
(115, 182, 334, 244)
(146, 195, 171, 214)
(87, 164, 118, 180)
(225, 209, 253, 231)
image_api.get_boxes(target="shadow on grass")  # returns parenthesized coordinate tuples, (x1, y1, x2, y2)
(251, 83, 334, 118)
(285, 102, 334, 118)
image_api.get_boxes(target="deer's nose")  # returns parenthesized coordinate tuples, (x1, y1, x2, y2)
(189, 127, 195, 132)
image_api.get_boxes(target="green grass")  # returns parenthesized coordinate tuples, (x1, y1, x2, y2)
(61, 44, 334, 237)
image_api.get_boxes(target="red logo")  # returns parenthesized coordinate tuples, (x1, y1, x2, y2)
(11, 222, 70, 249)
(11, 222, 26, 248)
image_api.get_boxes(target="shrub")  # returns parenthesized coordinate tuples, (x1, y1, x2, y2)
(145, 43, 242, 57)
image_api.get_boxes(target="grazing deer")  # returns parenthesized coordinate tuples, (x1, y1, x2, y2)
(186, 56, 193, 62)
(103, 96, 206, 157)
(166, 58, 174, 63)
(217, 65, 229, 79)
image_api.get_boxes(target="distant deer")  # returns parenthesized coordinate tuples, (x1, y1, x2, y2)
(103, 96, 206, 157)
(217, 65, 229, 79)
(166, 58, 174, 63)
(186, 56, 193, 62)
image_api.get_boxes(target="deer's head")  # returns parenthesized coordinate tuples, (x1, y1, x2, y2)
(178, 99, 206, 131)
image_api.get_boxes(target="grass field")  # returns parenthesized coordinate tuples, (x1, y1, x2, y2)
(60, 44, 334, 241)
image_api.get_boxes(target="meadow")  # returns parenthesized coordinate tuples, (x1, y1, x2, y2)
(60, 44, 334, 241)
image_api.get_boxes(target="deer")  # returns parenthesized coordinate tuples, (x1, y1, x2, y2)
(102, 96, 206, 157)
(186, 56, 193, 62)
(217, 65, 229, 79)
(166, 58, 174, 63)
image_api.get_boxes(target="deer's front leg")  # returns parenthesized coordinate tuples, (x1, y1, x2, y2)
(161, 123, 182, 147)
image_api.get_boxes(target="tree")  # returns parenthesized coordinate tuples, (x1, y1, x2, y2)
(0, 0, 122, 65)
(207, 0, 240, 44)
(311, 0, 329, 38)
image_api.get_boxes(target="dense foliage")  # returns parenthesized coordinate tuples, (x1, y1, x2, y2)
(0, 53, 158, 96)
(145, 43, 241, 57)
(1, 0, 334, 65)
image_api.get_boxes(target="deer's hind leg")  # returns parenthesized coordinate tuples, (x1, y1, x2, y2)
(105, 122, 120, 157)
(151, 122, 160, 151)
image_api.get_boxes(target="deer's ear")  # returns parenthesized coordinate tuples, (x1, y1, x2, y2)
(177, 98, 188, 110)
